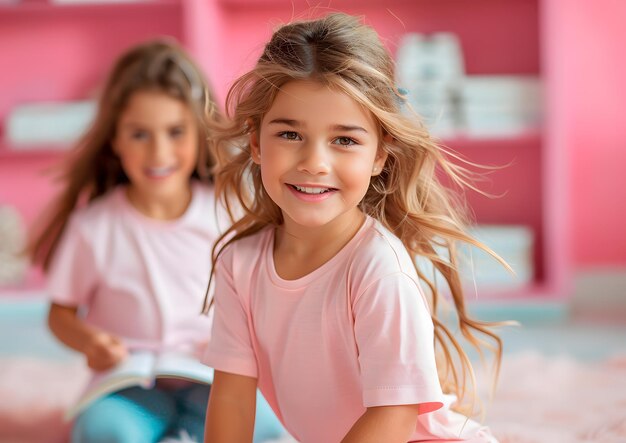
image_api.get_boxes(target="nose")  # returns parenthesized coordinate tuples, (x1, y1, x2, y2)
(297, 140, 331, 175)
(149, 133, 173, 164)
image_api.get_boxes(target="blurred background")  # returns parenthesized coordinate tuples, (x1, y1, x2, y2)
(0, 0, 624, 442)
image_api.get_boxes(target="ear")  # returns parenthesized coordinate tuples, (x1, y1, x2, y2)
(372, 135, 390, 176)
(249, 127, 261, 165)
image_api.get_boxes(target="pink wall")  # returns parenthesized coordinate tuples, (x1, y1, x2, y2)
(1, 0, 623, 297)
(0, 3, 183, 125)
(550, 0, 626, 266)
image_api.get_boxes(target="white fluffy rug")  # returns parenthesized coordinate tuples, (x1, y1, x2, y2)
(1, 352, 625, 443)
(478, 352, 626, 443)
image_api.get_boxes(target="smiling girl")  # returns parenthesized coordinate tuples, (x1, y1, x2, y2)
(202, 12, 503, 443)
(29, 39, 283, 443)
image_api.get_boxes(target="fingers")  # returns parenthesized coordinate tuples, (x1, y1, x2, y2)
(85, 332, 129, 371)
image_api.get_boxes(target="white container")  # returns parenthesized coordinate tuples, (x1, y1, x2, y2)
(460, 76, 542, 138)
(462, 225, 534, 289)
(416, 224, 534, 291)
(396, 32, 465, 85)
(396, 32, 466, 138)
(461, 76, 541, 105)
(462, 104, 542, 138)
(403, 79, 459, 138)
(6, 100, 97, 149)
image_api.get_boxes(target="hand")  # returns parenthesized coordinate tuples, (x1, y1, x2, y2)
(84, 332, 128, 371)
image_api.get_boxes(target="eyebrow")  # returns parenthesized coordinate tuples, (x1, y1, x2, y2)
(267, 119, 369, 134)
(267, 118, 300, 127)
(331, 124, 369, 134)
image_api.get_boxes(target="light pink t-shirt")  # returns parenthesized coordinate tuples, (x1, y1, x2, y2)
(48, 182, 224, 357)
(204, 217, 497, 443)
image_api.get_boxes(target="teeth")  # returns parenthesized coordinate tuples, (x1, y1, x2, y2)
(147, 167, 174, 177)
(293, 185, 330, 194)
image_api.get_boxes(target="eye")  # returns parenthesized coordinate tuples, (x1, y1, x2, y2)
(169, 126, 186, 139)
(278, 131, 301, 141)
(130, 130, 149, 141)
(333, 136, 357, 146)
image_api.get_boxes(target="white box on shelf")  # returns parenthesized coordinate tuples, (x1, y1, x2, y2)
(396, 32, 465, 85)
(461, 76, 541, 104)
(462, 224, 534, 289)
(462, 105, 542, 138)
(416, 225, 534, 292)
(6, 100, 96, 149)
(403, 79, 460, 139)
(396, 32, 465, 138)
(460, 76, 542, 138)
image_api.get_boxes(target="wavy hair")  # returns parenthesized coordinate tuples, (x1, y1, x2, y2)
(204, 12, 509, 414)
(29, 39, 221, 270)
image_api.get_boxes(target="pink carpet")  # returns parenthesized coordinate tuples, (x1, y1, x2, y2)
(1, 352, 625, 443)
(0, 357, 88, 443)
(477, 351, 626, 443)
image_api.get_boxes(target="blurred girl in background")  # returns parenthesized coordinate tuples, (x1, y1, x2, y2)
(29, 39, 283, 443)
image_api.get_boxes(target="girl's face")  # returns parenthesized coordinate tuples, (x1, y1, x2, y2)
(251, 80, 387, 232)
(113, 90, 198, 204)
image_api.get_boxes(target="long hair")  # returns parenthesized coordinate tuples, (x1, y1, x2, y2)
(204, 13, 508, 414)
(29, 39, 221, 271)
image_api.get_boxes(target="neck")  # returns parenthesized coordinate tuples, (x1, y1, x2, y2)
(125, 185, 193, 220)
(273, 209, 365, 280)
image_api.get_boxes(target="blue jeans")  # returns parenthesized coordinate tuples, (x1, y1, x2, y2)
(71, 384, 284, 443)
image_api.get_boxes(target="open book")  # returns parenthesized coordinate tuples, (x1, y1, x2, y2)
(65, 351, 214, 420)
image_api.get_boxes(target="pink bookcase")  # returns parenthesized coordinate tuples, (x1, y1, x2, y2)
(0, 0, 569, 301)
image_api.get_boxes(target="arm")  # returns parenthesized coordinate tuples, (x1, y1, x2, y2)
(341, 404, 420, 443)
(204, 370, 257, 443)
(48, 302, 127, 371)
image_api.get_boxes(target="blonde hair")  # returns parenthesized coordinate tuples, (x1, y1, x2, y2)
(206, 13, 507, 413)
(29, 39, 221, 270)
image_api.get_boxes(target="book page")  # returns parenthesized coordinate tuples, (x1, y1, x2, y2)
(153, 352, 214, 385)
(64, 351, 154, 420)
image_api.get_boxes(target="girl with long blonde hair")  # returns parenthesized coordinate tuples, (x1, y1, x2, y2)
(203, 12, 504, 443)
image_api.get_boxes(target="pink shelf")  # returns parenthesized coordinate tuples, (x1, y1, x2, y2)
(0, 148, 65, 160)
(0, 0, 569, 302)
(0, 0, 185, 124)
(440, 132, 542, 149)
(0, 0, 180, 15)
(0, 140, 69, 160)
(215, 0, 540, 76)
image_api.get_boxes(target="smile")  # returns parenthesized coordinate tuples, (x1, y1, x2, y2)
(145, 166, 176, 178)
(290, 184, 336, 194)
(286, 183, 338, 202)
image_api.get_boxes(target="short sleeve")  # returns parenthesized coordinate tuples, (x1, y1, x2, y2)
(353, 272, 444, 413)
(202, 250, 258, 378)
(47, 216, 98, 307)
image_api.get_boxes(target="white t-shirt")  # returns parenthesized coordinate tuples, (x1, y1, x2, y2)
(204, 216, 497, 442)
(48, 181, 224, 357)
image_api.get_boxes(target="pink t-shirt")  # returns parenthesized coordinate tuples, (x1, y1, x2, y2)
(48, 182, 224, 357)
(204, 217, 497, 442)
